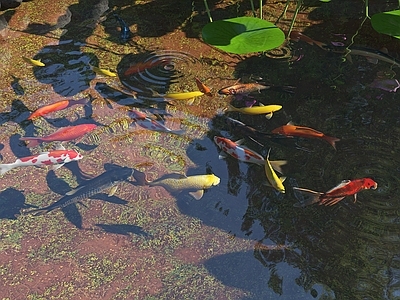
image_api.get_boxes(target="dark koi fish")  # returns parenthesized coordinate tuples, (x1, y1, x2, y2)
(20, 124, 97, 148)
(24, 166, 134, 215)
(114, 14, 132, 43)
(218, 81, 295, 95)
(28, 97, 89, 120)
(293, 178, 378, 207)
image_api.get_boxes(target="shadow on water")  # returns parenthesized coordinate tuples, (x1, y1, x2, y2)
(95, 223, 151, 237)
(0, 188, 34, 219)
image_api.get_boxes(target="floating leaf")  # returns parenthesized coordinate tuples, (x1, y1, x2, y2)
(320, 0, 331, 2)
(371, 10, 400, 39)
(202, 17, 285, 54)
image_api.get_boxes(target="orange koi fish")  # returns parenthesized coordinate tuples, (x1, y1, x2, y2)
(289, 31, 328, 50)
(271, 124, 340, 150)
(195, 77, 213, 97)
(28, 98, 89, 120)
(218, 82, 269, 95)
(293, 178, 378, 207)
(20, 124, 97, 148)
(124, 59, 171, 76)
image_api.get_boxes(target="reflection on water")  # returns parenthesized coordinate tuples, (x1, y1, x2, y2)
(1, 0, 400, 299)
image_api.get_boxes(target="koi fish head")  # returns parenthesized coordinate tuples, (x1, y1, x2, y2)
(218, 87, 235, 95)
(362, 178, 378, 190)
(213, 136, 235, 150)
(67, 150, 84, 161)
(204, 174, 221, 187)
(271, 126, 284, 134)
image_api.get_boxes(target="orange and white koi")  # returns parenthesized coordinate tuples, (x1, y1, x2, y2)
(128, 109, 184, 135)
(20, 123, 97, 148)
(0, 149, 83, 175)
(293, 178, 378, 207)
(195, 77, 213, 97)
(271, 124, 340, 150)
(218, 82, 269, 95)
(28, 98, 89, 120)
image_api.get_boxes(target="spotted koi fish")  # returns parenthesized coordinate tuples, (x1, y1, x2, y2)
(213, 136, 287, 173)
(128, 109, 185, 135)
(0, 149, 83, 175)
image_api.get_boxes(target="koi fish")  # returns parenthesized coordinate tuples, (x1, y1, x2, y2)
(147, 173, 220, 200)
(0, 149, 83, 175)
(164, 91, 204, 101)
(344, 46, 400, 68)
(28, 97, 89, 120)
(218, 82, 295, 95)
(24, 166, 134, 215)
(20, 123, 97, 148)
(264, 149, 286, 193)
(289, 31, 329, 50)
(224, 117, 311, 152)
(22, 56, 45, 67)
(226, 104, 282, 119)
(124, 59, 171, 76)
(114, 14, 132, 43)
(90, 65, 117, 77)
(293, 178, 378, 207)
(195, 78, 213, 97)
(271, 124, 340, 150)
(213, 136, 287, 173)
(128, 109, 185, 135)
(219, 82, 269, 95)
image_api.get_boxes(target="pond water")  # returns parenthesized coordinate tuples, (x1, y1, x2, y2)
(1, 0, 400, 299)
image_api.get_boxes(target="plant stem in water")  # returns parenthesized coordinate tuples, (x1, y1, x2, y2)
(259, 0, 263, 19)
(203, 0, 213, 22)
(250, 0, 256, 17)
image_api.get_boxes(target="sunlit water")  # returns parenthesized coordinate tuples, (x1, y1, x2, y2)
(1, 0, 400, 299)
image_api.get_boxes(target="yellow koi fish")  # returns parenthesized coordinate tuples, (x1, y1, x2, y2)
(164, 91, 204, 100)
(90, 65, 117, 77)
(147, 173, 220, 200)
(23, 57, 45, 67)
(264, 149, 286, 193)
(226, 104, 282, 119)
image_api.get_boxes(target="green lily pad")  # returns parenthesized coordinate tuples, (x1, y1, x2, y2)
(202, 16, 285, 54)
(371, 10, 400, 39)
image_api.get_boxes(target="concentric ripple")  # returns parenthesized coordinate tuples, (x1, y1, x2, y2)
(118, 50, 201, 97)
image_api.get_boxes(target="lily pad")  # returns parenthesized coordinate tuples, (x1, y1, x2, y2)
(202, 16, 285, 54)
(371, 10, 400, 39)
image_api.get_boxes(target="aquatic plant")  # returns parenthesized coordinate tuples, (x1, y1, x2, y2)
(201, 0, 285, 54)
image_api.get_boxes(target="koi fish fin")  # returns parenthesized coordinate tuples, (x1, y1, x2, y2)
(365, 57, 379, 64)
(265, 112, 273, 119)
(66, 185, 84, 195)
(189, 189, 204, 200)
(108, 185, 118, 197)
(319, 197, 345, 206)
(52, 163, 65, 171)
(218, 153, 227, 160)
(187, 98, 195, 105)
(235, 139, 245, 145)
(269, 160, 287, 174)
(353, 193, 357, 203)
(293, 187, 323, 207)
(23, 207, 50, 216)
(0, 164, 14, 175)
(323, 135, 340, 150)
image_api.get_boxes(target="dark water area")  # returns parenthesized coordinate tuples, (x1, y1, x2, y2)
(1, 0, 400, 299)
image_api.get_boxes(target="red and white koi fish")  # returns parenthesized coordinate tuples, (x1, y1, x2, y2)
(293, 178, 378, 207)
(213, 136, 286, 173)
(0, 149, 83, 175)
(128, 109, 185, 135)
(20, 124, 97, 148)
(28, 98, 89, 120)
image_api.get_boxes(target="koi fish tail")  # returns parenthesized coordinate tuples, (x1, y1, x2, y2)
(19, 137, 42, 148)
(0, 164, 15, 175)
(269, 85, 296, 94)
(323, 136, 340, 150)
(293, 187, 323, 207)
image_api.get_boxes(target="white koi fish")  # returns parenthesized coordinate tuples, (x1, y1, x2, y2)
(128, 109, 185, 135)
(213, 136, 287, 173)
(0, 149, 83, 175)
